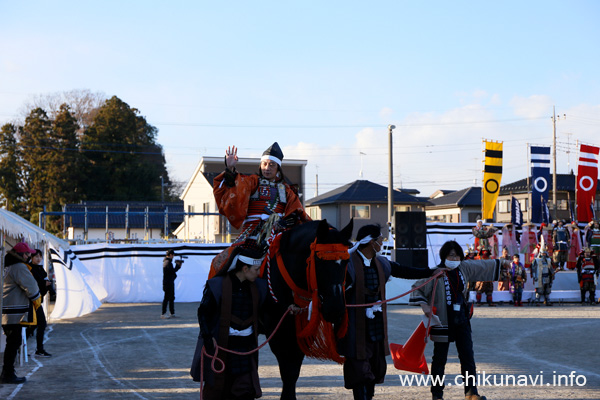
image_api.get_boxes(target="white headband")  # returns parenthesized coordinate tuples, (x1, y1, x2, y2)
(349, 235, 376, 254)
(227, 254, 265, 272)
(261, 155, 282, 166)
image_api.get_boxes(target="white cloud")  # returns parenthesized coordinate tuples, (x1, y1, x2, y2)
(510, 94, 554, 118)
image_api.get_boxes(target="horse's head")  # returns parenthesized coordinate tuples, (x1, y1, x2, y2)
(312, 219, 353, 325)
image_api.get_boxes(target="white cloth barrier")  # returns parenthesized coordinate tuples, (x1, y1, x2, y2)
(51, 223, 583, 319)
(49, 246, 107, 320)
(69, 243, 228, 303)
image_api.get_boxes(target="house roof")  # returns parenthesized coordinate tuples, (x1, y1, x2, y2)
(64, 201, 184, 229)
(429, 189, 456, 199)
(427, 187, 481, 208)
(305, 180, 426, 206)
(499, 173, 600, 194)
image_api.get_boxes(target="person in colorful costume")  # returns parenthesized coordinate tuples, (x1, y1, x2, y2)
(210, 143, 310, 277)
(410, 240, 510, 400)
(192, 246, 268, 399)
(539, 222, 554, 255)
(520, 223, 538, 269)
(501, 223, 519, 258)
(338, 225, 437, 400)
(586, 220, 600, 257)
(509, 254, 527, 306)
(552, 220, 570, 270)
(575, 248, 600, 305)
(531, 247, 555, 306)
(497, 246, 511, 292)
(474, 249, 495, 306)
(567, 221, 583, 270)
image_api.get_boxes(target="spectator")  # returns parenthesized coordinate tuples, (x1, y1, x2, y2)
(162, 249, 183, 319)
(26, 249, 53, 357)
(2, 242, 41, 384)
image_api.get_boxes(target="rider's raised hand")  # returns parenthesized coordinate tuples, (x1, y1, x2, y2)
(225, 145, 238, 170)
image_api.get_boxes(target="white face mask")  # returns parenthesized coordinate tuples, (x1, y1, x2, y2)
(445, 259, 461, 269)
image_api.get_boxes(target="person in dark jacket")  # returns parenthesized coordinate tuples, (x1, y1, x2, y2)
(193, 246, 267, 400)
(26, 249, 53, 357)
(337, 224, 439, 400)
(161, 249, 183, 319)
(2, 242, 41, 384)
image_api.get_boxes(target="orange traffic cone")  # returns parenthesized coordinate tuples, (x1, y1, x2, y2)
(390, 321, 429, 374)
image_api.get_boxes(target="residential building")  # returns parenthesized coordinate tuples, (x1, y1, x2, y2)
(63, 201, 184, 241)
(305, 180, 427, 236)
(425, 187, 482, 223)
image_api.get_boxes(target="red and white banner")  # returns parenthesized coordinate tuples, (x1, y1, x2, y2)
(576, 144, 599, 222)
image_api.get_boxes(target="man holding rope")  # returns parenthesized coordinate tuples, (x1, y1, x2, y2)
(193, 246, 268, 400)
(409, 240, 510, 400)
(338, 224, 441, 400)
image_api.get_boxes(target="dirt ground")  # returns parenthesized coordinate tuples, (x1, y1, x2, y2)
(1, 301, 599, 400)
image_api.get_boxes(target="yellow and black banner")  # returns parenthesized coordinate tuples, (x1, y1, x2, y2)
(482, 140, 503, 220)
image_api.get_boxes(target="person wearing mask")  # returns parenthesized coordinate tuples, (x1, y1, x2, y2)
(26, 249, 53, 357)
(410, 240, 510, 400)
(338, 224, 438, 400)
(2, 242, 41, 384)
(162, 249, 183, 319)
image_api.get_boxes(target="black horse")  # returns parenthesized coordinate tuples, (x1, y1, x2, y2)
(262, 219, 353, 400)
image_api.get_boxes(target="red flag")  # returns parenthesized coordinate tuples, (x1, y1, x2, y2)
(576, 144, 599, 222)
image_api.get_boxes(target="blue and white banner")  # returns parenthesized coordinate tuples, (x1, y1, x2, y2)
(530, 146, 551, 223)
(511, 196, 523, 228)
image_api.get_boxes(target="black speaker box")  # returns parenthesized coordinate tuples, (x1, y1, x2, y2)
(394, 211, 427, 249)
(395, 249, 429, 269)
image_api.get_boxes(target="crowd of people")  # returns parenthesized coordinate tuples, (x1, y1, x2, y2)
(468, 219, 600, 307)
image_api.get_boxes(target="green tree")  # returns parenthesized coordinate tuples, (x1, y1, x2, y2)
(81, 96, 171, 201)
(0, 123, 24, 212)
(19, 107, 53, 223)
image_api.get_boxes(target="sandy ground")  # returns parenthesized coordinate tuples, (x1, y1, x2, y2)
(1, 301, 599, 400)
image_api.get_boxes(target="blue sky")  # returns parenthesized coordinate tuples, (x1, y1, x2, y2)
(1, 1, 599, 199)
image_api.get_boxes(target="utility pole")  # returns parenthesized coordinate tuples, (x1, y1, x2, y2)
(552, 106, 558, 217)
(551, 106, 566, 218)
(387, 124, 396, 229)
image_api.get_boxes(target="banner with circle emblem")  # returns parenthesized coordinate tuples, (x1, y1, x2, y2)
(576, 144, 599, 223)
(530, 146, 551, 223)
(482, 140, 503, 220)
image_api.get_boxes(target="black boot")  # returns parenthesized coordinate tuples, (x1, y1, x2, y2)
(353, 386, 368, 400)
(0, 369, 26, 384)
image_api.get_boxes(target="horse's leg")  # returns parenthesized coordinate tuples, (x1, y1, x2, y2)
(268, 319, 305, 400)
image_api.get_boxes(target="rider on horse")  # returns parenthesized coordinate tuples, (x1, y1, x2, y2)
(210, 142, 310, 277)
